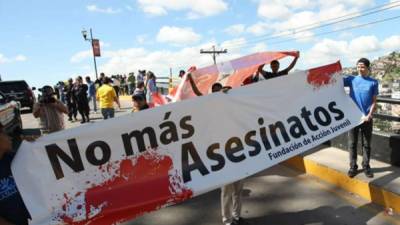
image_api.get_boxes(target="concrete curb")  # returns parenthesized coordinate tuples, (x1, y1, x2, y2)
(283, 147, 400, 214)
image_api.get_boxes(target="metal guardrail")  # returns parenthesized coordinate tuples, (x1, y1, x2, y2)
(377, 96, 400, 104)
(374, 97, 400, 122)
(157, 77, 171, 86)
(330, 97, 400, 166)
(374, 114, 400, 122)
(156, 77, 171, 95)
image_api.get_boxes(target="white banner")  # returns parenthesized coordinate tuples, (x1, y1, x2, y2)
(12, 62, 363, 225)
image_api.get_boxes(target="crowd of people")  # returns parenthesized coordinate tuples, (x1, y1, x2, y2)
(42, 70, 159, 123)
(16, 70, 162, 151)
(36, 55, 299, 134)
(0, 54, 380, 225)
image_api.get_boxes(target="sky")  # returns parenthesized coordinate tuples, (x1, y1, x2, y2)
(1, 0, 400, 88)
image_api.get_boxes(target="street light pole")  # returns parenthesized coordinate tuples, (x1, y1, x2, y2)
(82, 28, 99, 79)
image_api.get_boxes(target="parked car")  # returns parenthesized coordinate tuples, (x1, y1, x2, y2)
(0, 91, 22, 135)
(0, 80, 36, 111)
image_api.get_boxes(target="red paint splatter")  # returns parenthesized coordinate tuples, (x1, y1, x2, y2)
(57, 151, 193, 225)
(307, 61, 342, 89)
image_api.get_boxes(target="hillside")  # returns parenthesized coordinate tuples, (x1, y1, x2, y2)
(342, 51, 400, 83)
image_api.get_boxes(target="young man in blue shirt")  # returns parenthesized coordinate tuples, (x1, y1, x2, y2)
(86, 76, 97, 113)
(344, 58, 379, 178)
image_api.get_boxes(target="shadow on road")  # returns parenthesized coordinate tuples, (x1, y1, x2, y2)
(248, 203, 381, 225)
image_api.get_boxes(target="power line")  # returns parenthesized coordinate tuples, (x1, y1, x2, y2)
(222, 1, 400, 49)
(253, 14, 400, 47)
(168, 2, 400, 71)
(169, 14, 400, 73)
(280, 0, 400, 32)
(170, 11, 397, 72)
(223, 0, 400, 48)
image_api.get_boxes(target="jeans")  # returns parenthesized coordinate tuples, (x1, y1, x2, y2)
(60, 94, 66, 105)
(67, 102, 77, 120)
(88, 96, 97, 112)
(101, 108, 115, 120)
(128, 83, 134, 95)
(349, 120, 373, 169)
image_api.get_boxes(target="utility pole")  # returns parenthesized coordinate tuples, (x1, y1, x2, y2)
(200, 45, 228, 65)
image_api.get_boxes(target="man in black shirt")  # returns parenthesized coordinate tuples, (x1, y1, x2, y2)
(65, 78, 78, 121)
(253, 52, 299, 82)
(73, 76, 90, 123)
(95, 72, 106, 87)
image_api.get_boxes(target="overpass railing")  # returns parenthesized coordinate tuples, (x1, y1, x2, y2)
(330, 96, 400, 166)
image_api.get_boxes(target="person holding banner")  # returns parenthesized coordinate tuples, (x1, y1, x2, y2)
(221, 181, 246, 225)
(344, 58, 378, 178)
(187, 73, 245, 225)
(253, 51, 299, 82)
(0, 124, 31, 225)
(187, 73, 231, 95)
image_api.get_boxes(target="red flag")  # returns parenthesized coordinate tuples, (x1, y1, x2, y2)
(152, 92, 170, 106)
(92, 39, 101, 57)
(307, 61, 342, 89)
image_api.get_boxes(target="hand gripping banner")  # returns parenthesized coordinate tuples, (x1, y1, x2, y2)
(12, 61, 363, 225)
(173, 51, 298, 101)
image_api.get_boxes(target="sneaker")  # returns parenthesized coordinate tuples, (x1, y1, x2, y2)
(233, 217, 248, 225)
(364, 167, 374, 178)
(68, 118, 72, 121)
(348, 167, 358, 178)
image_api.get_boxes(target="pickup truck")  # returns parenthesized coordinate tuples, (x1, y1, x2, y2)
(0, 80, 35, 111)
(0, 91, 22, 135)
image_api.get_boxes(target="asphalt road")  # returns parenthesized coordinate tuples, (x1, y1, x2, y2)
(123, 164, 400, 225)
(20, 98, 132, 131)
